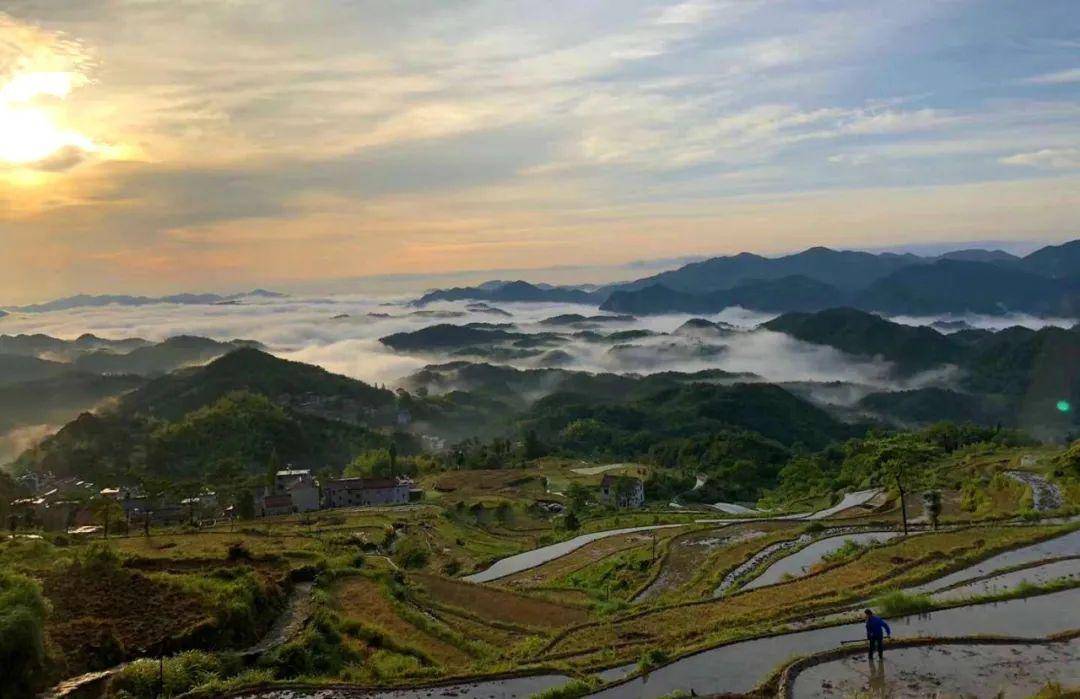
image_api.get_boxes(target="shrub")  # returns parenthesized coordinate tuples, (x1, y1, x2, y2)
(226, 542, 252, 561)
(262, 607, 352, 678)
(638, 647, 669, 671)
(0, 570, 49, 697)
(529, 679, 596, 699)
(872, 589, 934, 616)
(111, 651, 241, 698)
(393, 537, 430, 569)
(821, 538, 866, 564)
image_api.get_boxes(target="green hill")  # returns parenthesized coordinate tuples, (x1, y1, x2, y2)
(119, 347, 396, 421)
(764, 307, 964, 374)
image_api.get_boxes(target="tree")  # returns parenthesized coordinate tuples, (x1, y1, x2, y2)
(90, 497, 123, 539)
(266, 448, 282, 489)
(871, 436, 940, 536)
(567, 483, 591, 512)
(0, 571, 49, 697)
(562, 510, 580, 531)
(235, 488, 256, 520)
(388, 442, 398, 477)
(522, 430, 546, 460)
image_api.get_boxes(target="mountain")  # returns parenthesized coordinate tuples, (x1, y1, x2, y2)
(538, 313, 634, 326)
(380, 324, 569, 353)
(0, 373, 145, 434)
(16, 350, 401, 481)
(604, 247, 923, 295)
(856, 260, 1077, 315)
(120, 347, 396, 422)
(764, 308, 964, 374)
(938, 249, 1020, 264)
(523, 381, 859, 454)
(414, 280, 600, 306)
(600, 276, 849, 315)
(856, 388, 1004, 426)
(72, 336, 259, 376)
(762, 308, 1080, 438)
(1019, 240, 1080, 278)
(10, 289, 285, 313)
(0, 354, 72, 386)
(408, 241, 1080, 316)
(381, 324, 518, 351)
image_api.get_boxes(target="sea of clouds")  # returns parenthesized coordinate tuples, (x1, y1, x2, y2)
(0, 292, 1076, 462)
(1, 293, 1072, 392)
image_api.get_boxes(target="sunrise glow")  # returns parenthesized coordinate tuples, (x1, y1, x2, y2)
(0, 70, 97, 166)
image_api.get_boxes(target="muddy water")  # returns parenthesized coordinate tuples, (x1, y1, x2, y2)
(908, 528, 1080, 594)
(463, 524, 689, 583)
(1006, 470, 1063, 512)
(932, 557, 1080, 601)
(744, 531, 903, 591)
(791, 640, 1080, 698)
(236, 675, 573, 699)
(587, 587, 1080, 699)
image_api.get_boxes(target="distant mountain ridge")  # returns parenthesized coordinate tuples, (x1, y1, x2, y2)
(412, 240, 1080, 316)
(6, 289, 285, 313)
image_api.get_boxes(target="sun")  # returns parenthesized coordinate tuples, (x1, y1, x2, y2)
(0, 70, 98, 167)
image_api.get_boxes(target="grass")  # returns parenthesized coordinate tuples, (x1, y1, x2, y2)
(528, 678, 597, 699)
(541, 525, 1068, 659)
(332, 573, 472, 669)
(871, 589, 935, 616)
(9, 446, 1079, 694)
(414, 572, 587, 629)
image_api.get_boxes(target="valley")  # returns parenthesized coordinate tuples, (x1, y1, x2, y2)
(2, 242, 1080, 698)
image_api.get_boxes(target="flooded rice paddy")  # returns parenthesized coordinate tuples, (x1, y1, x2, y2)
(791, 640, 1079, 698)
(744, 531, 903, 591)
(587, 587, 1080, 699)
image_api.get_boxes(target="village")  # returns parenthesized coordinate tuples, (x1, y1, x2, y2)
(7, 466, 651, 538)
(7, 468, 428, 536)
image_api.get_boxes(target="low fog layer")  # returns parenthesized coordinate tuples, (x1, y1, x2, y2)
(0, 295, 1068, 393)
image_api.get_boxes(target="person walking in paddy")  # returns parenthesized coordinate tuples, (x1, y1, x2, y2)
(864, 608, 891, 660)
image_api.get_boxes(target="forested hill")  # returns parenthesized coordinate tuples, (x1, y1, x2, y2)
(763, 308, 965, 373)
(15, 348, 403, 483)
(119, 347, 396, 422)
(764, 308, 1080, 439)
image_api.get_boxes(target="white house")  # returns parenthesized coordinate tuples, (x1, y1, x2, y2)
(274, 469, 320, 513)
(323, 477, 411, 508)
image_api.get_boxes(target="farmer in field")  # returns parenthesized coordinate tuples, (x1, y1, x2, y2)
(864, 609, 891, 660)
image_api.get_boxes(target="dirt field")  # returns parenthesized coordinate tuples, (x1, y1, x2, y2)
(413, 571, 588, 629)
(333, 574, 472, 667)
(41, 563, 213, 675)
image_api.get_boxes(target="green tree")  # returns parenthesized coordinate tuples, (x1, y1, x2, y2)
(90, 497, 124, 539)
(0, 571, 49, 697)
(566, 483, 591, 512)
(522, 430, 546, 460)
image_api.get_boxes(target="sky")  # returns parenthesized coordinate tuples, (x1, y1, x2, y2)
(0, 0, 1078, 304)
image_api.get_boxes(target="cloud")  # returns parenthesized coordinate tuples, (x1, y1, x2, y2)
(1022, 67, 1080, 85)
(1000, 147, 1080, 170)
(0, 1, 1077, 300)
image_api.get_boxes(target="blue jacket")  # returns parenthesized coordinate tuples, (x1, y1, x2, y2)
(866, 615, 891, 639)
